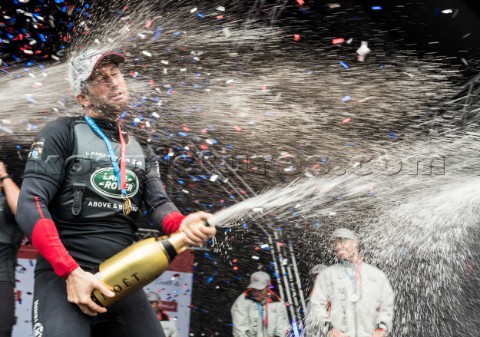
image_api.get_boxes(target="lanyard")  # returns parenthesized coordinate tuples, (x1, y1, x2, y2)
(256, 299, 269, 330)
(83, 115, 127, 196)
(343, 258, 363, 303)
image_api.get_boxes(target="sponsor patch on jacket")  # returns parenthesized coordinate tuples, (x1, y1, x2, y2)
(90, 167, 139, 199)
(28, 139, 45, 161)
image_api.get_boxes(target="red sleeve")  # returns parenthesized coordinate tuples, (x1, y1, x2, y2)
(161, 212, 186, 234)
(31, 218, 79, 279)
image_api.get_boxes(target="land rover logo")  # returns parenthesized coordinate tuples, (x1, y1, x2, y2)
(91, 168, 139, 199)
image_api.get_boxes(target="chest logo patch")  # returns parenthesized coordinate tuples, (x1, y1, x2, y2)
(90, 167, 139, 199)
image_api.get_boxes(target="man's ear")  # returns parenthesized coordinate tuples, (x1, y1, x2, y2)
(76, 93, 91, 107)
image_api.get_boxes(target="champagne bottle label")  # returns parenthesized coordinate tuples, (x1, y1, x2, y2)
(91, 236, 184, 307)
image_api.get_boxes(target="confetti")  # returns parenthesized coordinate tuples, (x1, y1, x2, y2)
(356, 41, 371, 62)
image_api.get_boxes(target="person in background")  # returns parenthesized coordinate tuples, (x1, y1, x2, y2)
(0, 161, 21, 337)
(307, 228, 394, 337)
(147, 291, 180, 337)
(231, 271, 290, 337)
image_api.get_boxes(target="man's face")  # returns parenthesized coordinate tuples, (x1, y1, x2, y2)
(251, 286, 269, 302)
(150, 301, 160, 313)
(83, 62, 129, 116)
(334, 237, 359, 261)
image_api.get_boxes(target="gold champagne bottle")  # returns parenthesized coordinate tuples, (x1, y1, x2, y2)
(91, 231, 188, 307)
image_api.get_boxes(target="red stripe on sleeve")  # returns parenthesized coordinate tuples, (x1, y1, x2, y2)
(35, 195, 45, 217)
(162, 212, 186, 234)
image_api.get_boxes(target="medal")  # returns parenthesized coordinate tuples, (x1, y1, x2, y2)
(123, 197, 132, 216)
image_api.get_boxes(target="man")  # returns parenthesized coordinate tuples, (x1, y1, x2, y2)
(147, 291, 179, 337)
(307, 228, 394, 337)
(0, 161, 21, 337)
(231, 271, 290, 337)
(15, 49, 216, 337)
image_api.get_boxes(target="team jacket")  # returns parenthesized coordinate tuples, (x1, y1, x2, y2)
(307, 262, 394, 337)
(231, 289, 290, 337)
(0, 195, 22, 261)
(16, 116, 185, 277)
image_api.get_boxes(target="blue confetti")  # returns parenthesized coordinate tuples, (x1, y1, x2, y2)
(339, 61, 350, 69)
(197, 13, 205, 19)
(153, 27, 162, 41)
(178, 132, 188, 137)
(387, 132, 398, 140)
(371, 6, 382, 10)
(342, 95, 351, 102)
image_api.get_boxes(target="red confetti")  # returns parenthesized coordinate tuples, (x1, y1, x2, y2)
(200, 144, 209, 150)
(294, 34, 301, 41)
(216, 15, 224, 20)
(233, 266, 239, 271)
(332, 38, 345, 45)
(201, 128, 208, 134)
(297, 0, 304, 5)
(183, 126, 191, 132)
(234, 125, 242, 131)
(262, 85, 267, 91)
(232, 259, 238, 263)
(149, 80, 155, 88)
(342, 118, 351, 124)
(145, 20, 152, 28)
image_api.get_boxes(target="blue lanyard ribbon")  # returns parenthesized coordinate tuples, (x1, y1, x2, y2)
(83, 115, 126, 196)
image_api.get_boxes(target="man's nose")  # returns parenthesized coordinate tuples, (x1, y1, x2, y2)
(108, 76, 120, 88)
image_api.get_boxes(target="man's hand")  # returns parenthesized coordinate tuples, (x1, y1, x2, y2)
(329, 328, 350, 337)
(179, 211, 216, 246)
(370, 330, 386, 337)
(65, 267, 115, 316)
(0, 161, 8, 178)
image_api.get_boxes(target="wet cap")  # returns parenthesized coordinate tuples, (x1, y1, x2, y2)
(147, 291, 161, 302)
(69, 49, 126, 95)
(332, 228, 358, 240)
(309, 264, 327, 276)
(248, 271, 271, 290)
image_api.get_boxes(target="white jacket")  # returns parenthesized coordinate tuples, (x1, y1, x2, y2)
(307, 261, 394, 337)
(158, 312, 179, 337)
(232, 290, 290, 337)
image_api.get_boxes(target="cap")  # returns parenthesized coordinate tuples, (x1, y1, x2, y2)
(309, 264, 327, 276)
(248, 271, 271, 290)
(69, 49, 126, 95)
(146, 291, 161, 302)
(332, 228, 358, 240)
